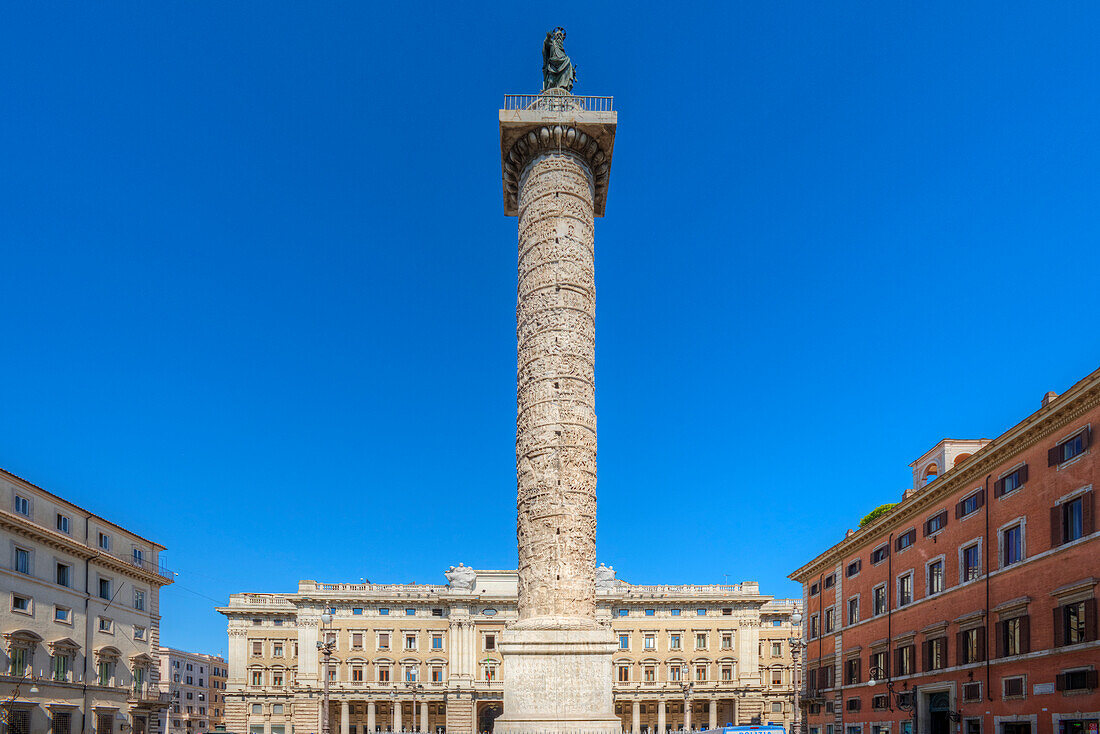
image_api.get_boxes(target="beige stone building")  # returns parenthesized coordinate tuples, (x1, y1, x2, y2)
(157, 647, 228, 734)
(217, 568, 800, 734)
(0, 467, 173, 734)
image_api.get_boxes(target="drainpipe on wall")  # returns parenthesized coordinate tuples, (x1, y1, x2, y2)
(82, 513, 92, 734)
(990, 473, 998, 704)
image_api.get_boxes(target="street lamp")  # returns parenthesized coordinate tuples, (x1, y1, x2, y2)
(867, 666, 931, 731)
(680, 664, 693, 732)
(316, 612, 335, 734)
(406, 681, 424, 732)
(788, 612, 803, 734)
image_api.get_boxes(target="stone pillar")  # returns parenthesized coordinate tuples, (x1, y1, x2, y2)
(496, 88, 619, 734)
(657, 701, 666, 734)
(420, 702, 428, 733)
(708, 700, 717, 731)
(367, 701, 376, 734)
(632, 701, 641, 734)
(393, 700, 402, 732)
(683, 701, 691, 732)
(342, 701, 350, 734)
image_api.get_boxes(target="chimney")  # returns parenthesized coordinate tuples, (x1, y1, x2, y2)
(1042, 391, 1059, 408)
(845, 529, 855, 538)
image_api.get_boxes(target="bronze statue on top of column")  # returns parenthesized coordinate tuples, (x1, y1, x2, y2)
(542, 27, 576, 92)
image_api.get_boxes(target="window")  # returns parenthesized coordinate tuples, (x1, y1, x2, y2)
(928, 559, 945, 594)
(617, 664, 630, 683)
(872, 694, 888, 710)
(824, 608, 835, 634)
(252, 704, 263, 714)
(98, 617, 113, 633)
(98, 661, 114, 686)
(870, 650, 888, 675)
(898, 573, 913, 606)
(846, 559, 861, 577)
(132, 548, 144, 567)
(771, 642, 782, 656)
(134, 626, 146, 641)
(646, 665, 657, 683)
(697, 608, 706, 616)
(431, 634, 444, 650)
(895, 644, 914, 676)
(1054, 493, 1093, 545)
(14, 494, 30, 516)
(1056, 668, 1099, 692)
(274, 641, 286, 656)
(56, 513, 70, 534)
(405, 608, 415, 616)
(845, 658, 860, 685)
(1002, 523, 1023, 566)
(379, 607, 389, 615)
(53, 652, 70, 681)
(55, 606, 71, 623)
(810, 582, 820, 596)
(1002, 675, 1025, 699)
(958, 489, 985, 518)
(1049, 429, 1090, 466)
(926, 637, 947, 670)
(351, 607, 363, 615)
(871, 545, 889, 564)
(404, 633, 417, 651)
(847, 597, 859, 625)
(14, 547, 31, 575)
(695, 632, 708, 650)
(98, 578, 111, 600)
(56, 563, 71, 587)
(272, 671, 283, 686)
(252, 641, 263, 656)
(846, 698, 861, 712)
(670, 608, 681, 616)
(618, 608, 628, 617)
(959, 626, 985, 664)
(962, 682, 981, 702)
(873, 585, 887, 616)
(645, 634, 657, 650)
(1055, 600, 1096, 646)
(484, 634, 495, 651)
(962, 544, 981, 581)
(809, 614, 819, 638)
(695, 664, 707, 681)
(895, 529, 916, 551)
(994, 465, 1027, 497)
(996, 615, 1029, 657)
(431, 666, 444, 683)
(378, 666, 390, 683)
(251, 671, 263, 686)
(432, 608, 443, 616)
(645, 608, 655, 616)
(669, 633, 681, 650)
(378, 633, 390, 650)
(134, 590, 145, 611)
(12, 594, 31, 613)
(98, 533, 110, 551)
(824, 574, 835, 589)
(925, 510, 948, 536)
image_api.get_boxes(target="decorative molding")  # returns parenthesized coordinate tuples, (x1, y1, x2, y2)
(503, 124, 610, 213)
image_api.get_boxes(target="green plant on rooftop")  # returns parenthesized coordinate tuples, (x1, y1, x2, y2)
(860, 503, 898, 528)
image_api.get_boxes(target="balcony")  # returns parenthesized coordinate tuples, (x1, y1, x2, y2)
(503, 93, 614, 113)
(129, 684, 170, 708)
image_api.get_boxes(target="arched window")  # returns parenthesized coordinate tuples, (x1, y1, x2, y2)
(953, 453, 972, 467)
(923, 463, 939, 484)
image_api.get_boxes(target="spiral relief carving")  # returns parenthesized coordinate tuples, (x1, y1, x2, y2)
(515, 148, 598, 625)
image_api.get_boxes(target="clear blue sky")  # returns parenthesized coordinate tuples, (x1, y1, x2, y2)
(3, 2, 1099, 657)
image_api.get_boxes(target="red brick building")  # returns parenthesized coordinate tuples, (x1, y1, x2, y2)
(790, 368, 1100, 734)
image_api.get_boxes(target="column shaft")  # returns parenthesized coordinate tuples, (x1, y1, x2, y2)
(342, 701, 350, 734)
(632, 701, 641, 734)
(657, 701, 666, 734)
(708, 699, 717, 730)
(394, 701, 402, 732)
(367, 701, 376, 734)
(420, 702, 429, 733)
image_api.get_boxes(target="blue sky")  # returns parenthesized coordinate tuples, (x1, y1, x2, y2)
(3, 2, 1099, 657)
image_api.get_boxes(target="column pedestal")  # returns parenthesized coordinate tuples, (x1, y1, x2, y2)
(494, 628, 621, 734)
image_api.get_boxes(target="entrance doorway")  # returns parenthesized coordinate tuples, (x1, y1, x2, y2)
(928, 693, 952, 734)
(478, 703, 502, 734)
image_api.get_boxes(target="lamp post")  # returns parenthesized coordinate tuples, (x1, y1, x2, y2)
(788, 612, 803, 734)
(680, 664, 693, 733)
(406, 681, 424, 733)
(316, 612, 336, 734)
(867, 666, 932, 733)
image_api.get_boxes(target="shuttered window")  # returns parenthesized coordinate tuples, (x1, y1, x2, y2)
(994, 465, 1028, 497)
(1049, 428, 1091, 466)
(895, 529, 916, 551)
(924, 510, 948, 536)
(956, 489, 985, 518)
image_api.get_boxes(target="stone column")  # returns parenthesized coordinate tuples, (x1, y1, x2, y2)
(657, 701, 666, 734)
(632, 701, 641, 734)
(342, 701, 350, 734)
(393, 700, 402, 732)
(420, 702, 429, 733)
(708, 700, 717, 731)
(683, 701, 691, 732)
(367, 701, 376, 734)
(496, 89, 619, 734)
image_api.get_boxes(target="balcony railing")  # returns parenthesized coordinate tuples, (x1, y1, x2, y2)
(503, 93, 614, 112)
(129, 684, 170, 706)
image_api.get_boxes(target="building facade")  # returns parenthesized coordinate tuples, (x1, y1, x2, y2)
(1, 467, 173, 734)
(158, 648, 228, 734)
(217, 569, 801, 734)
(791, 368, 1100, 734)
